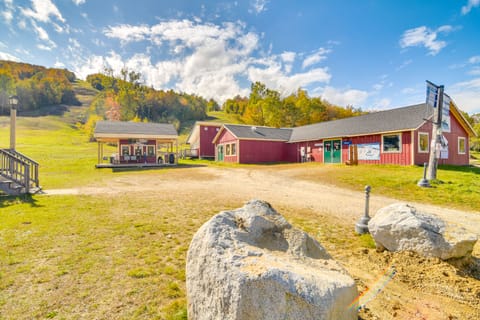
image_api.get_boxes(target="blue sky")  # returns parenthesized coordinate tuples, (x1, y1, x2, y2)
(1, 0, 480, 114)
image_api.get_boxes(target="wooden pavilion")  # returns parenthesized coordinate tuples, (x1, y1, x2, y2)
(93, 121, 179, 168)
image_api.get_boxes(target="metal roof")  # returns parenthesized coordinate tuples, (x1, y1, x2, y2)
(289, 103, 434, 142)
(94, 121, 178, 139)
(223, 124, 293, 141)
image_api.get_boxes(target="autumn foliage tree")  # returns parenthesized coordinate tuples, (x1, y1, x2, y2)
(0, 60, 79, 113)
(224, 82, 364, 128)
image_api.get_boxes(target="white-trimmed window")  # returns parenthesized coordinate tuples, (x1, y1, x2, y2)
(121, 145, 130, 155)
(231, 143, 236, 155)
(147, 145, 155, 156)
(226, 144, 231, 156)
(458, 137, 466, 154)
(418, 132, 429, 153)
(382, 133, 402, 153)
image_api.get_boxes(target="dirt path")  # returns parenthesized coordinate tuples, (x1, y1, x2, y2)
(44, 166, 480, 236)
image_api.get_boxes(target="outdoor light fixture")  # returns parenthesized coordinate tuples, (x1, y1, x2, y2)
(9, 95, 18, 109)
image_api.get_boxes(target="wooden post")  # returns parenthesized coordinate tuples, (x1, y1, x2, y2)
(426, 85, 444, 180)
(10, 107, 16, 150)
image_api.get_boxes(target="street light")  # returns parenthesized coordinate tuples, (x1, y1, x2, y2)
(9, 95, 18, 150)
(8, 95, 18, 109)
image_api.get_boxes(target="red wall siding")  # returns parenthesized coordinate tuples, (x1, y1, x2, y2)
(413, 113, 470, 165)
(349, 133, 412, 165)
(239, 140, 289, 164)
(199, 125, 220, 158)
(118, 139, 157, 163)
(216, 129, 239, 163)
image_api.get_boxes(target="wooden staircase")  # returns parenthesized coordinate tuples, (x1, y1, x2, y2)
(0, 149, 41, 195)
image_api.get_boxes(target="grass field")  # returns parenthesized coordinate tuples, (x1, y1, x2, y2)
(1, 114, 479, 319)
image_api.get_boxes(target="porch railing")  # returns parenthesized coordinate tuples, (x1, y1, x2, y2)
(0, 149, 40, 194)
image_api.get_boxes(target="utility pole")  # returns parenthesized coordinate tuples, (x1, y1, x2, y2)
(426, 85, 443, 180)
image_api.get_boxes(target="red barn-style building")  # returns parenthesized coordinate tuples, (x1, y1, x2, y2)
(212, 103, 476, 166)
(186, 122, 222, 159)
(212, 124, 294, 164)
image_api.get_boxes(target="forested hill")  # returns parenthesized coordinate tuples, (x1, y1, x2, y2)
(0, 60, 79, 114)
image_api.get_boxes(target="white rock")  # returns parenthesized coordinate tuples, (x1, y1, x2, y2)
(368, 203, 478, 260)
(186, 200, 358, 320)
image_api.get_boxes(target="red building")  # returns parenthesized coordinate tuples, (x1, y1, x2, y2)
(94, 121, 179, 167)
(212, 103, 476, 165)
(186, 122, 222, 159)
(212, 124, 294, 164)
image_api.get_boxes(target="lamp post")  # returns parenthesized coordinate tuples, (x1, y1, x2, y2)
(9, 95, 18, 151)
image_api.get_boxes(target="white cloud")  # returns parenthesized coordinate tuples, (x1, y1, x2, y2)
(21, 0, 65, 24)
(372, 98, 391, 110)
(1, 0, 14, 25)
(450, 78, 480, 114)
(321, 86, 369, 108)
(84, 19, 332, 104)
(399, 25, 452, 55)
(469, 55, 480, 64)
(73, 0, 86, 6)
(251, 0, 269, 14)
(54, 60, 66, 68)
(104, 24, 150, 44)
(37, 44, 53, 51)
(461, 0, 480, 15)
(302, 48, 330, 69)
(469, 67, 480, 76)
(280, 51, 296, 63)
(0, 51, 20, 62)
(31, 21, 57, 49)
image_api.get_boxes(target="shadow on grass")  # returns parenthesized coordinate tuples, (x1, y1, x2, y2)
(0, 194, 43, 208)
(438, 164, 480, 175)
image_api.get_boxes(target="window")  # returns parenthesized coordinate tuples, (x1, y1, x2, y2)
(226, 144, 231, 155)
(382, 134, 401, 153)
(147, 145, 155, 156)
(121, 145, 130, 155)
(418, 132, 429, 153)
(458, 137, 466, 154)
(231, 143, 236, 155)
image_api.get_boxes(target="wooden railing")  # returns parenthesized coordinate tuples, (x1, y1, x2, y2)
(0, 149, 40, 194)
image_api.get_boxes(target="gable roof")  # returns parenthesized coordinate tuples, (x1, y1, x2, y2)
(186, 121, 223, 144)
(289, 104, 434, 142)
(214, 124, 293, 143)
(94, 121, 178, 140)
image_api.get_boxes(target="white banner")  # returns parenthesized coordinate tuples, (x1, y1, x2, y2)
(442, 94, 451, 133)
(426, 81, 439, 108)
(358, 143, 380, 160)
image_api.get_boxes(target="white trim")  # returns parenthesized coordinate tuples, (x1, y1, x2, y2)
(458, 137, 467, 154)
(418, 132, 429, 153)
(382, 133, 402, 153)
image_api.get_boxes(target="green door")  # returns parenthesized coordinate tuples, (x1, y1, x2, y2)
(217, 145, 224, 161)
(324, 140, 342, 163)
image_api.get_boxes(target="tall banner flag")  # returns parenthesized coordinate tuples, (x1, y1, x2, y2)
(426, 80, 439, 108)
(442, 93, 451, 132)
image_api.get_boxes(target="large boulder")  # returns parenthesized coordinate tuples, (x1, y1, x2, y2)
(186, 200, 358, 320)
(368, 203, 477, 260)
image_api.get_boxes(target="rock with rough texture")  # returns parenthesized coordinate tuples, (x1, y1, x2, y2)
(368, 203, 478, 260)
(186, 200, 358, 320)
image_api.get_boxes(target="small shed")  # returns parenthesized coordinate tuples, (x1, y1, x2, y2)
(212, 124, 293, 164)
(185, 122, 222, 159)
(93, 121, 179, 168)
